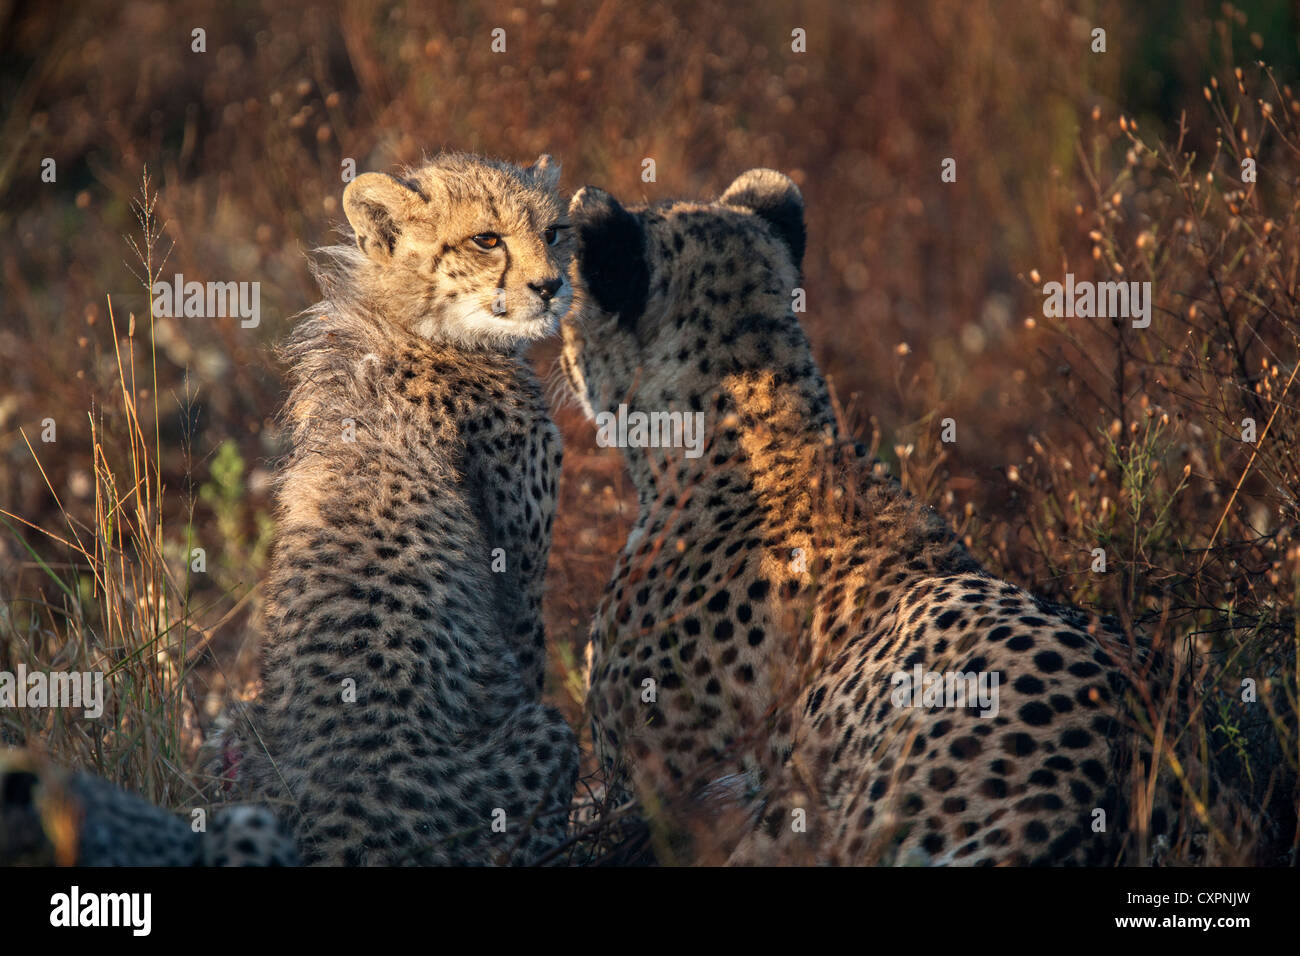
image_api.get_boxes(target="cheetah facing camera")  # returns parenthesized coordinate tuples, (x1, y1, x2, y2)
(560, 171, 1235, 865)
(215, 152, 578, 865)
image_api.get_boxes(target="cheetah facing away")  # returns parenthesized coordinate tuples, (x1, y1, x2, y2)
(560, 171, 1210, 865)
(216, 153, 578, 865)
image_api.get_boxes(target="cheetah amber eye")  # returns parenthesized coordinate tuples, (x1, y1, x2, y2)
(472, 234, 501, 250)
(543, 225, 568, 246)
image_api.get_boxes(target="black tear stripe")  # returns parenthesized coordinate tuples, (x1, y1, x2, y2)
(429, 242, 453, 274)
(496, 244, 512, 309)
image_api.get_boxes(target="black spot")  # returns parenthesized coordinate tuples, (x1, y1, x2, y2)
(1033, 650, 1064, 673)
(1054, 630, 1087, 649)
(1017, 701, 1054, 726)
(1028, 769, 1057, 787)
(980, 778, 1008, 799)
(929, 767, 957, 791)
(1060, 728, 1092, 749)
(1079, 759, 1108, 786)
(1013, 675, 1045, 695)
(807, 686, 827, 716)
(1003, 733, 1037, 756)
(983, 829, 1010, 847)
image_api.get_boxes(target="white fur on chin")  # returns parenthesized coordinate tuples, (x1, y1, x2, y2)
(416, 290, 570, 349)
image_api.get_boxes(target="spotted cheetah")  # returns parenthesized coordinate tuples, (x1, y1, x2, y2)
(0, 749, 296, 865)
(214, 152, 579, 865)
(559, 170, 1220, 865)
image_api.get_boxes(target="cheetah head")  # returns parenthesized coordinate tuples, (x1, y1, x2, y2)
(560, 169, 812, 424)
(342, 152, 573, 348)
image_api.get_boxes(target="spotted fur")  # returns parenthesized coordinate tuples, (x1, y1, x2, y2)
(0, 749, 296, 866)
(560, 171, 1204, 866)
(213, 153, 578, 865)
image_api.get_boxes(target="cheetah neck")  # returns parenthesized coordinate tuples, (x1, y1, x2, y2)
(617, 366, 840, 516)
(615, 363, 975, 584)
(282, 293, 528, 436)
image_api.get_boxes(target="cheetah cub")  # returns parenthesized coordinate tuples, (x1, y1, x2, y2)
(216, 153, 578, 865)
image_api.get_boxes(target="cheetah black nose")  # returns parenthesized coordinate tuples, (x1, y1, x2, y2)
(530, 277, 563, 302)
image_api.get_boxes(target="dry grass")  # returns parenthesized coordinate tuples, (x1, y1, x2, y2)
(0, 0, 1295, 862)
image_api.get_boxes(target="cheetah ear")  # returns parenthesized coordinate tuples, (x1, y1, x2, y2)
(342, 172, 429, 262)
(719, 168, 806, 269)
(527, 154, 561, 191)
(569, 186, 649, 327)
